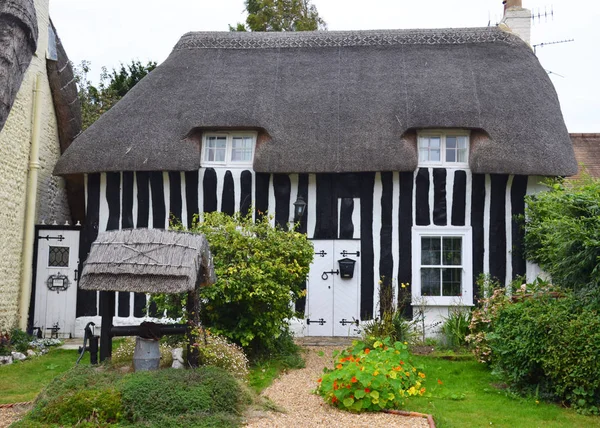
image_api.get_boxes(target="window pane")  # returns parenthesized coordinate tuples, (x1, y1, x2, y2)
(422, 237, 441, 265)
(457, 148, 467, 163)
(430, 149, 440, 162)
(446, 137, 456, 149)
(421, 268, 441, 296)
(457, 136, 468, 149)
(231, 136, 253, 162)
(205, 136, 226, 162)
(419, 137, 430, 149)
(442, 268, 462, 296)
(419, 149, 430, 161)
(442, 237, 462, 265)
(430, 137, 440, 149)
(446, 149, 456, 162)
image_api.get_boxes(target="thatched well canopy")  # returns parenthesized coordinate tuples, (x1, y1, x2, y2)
(79, 229, 216, 294)
(55, 27, 577, 177)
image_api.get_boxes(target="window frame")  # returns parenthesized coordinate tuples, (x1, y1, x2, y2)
(411, 226, 473, 306)
(201, 131, 257, 167)
(417, 130, 470, 168)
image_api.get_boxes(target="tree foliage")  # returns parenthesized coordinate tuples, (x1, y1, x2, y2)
(187, 212, 313, 356)
(230, 0, 326, 32)
(524, 175, 600, 291)
(74, 60, 156, 130)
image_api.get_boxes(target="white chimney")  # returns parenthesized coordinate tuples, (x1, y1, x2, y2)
(500, 0, 531, 45)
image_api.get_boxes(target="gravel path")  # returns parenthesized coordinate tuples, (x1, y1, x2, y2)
(245, 346, 430, 428)
(0, 404, 30, 428)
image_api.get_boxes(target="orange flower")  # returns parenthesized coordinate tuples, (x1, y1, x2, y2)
(365, 348, 370, 354)
(437, 379, 443, 385)
(336, 364, 343, 370)
(317, 378, 322, 383)
(364, 388, 371, 393)
(418, 372, 426, 379)
(332, 396, 338, 403)
(400, 361, 405, 365)
(351, 376, 358, 383)
(333, 380, 338, 390)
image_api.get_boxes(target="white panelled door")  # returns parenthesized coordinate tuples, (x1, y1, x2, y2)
(306, 240, 361, 336)
(33, 228, 80, 338)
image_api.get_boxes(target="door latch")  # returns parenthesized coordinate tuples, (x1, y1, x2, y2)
(321, 270, 339, 280)
(339, 318, 359, 327)
(340, 250, 360, 257)
(306, 318, 326, 325)
(314, 250, 328, 258)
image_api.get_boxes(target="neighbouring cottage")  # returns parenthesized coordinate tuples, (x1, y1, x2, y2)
(54, 1, 577, 337)
(0, 0, 82, 332)
(569, 134, 600, 180)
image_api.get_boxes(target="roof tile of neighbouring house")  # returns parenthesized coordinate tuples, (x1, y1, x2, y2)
(570, 133, 600, 179)
(54, 27, 577, 176)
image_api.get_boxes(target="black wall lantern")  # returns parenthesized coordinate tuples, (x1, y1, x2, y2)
(293, 196, 307, 223)
(338, 258, 356, 279)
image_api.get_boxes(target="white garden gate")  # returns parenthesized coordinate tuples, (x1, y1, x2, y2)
(306, 240, 361, 336)
(32, 226, 80, 338)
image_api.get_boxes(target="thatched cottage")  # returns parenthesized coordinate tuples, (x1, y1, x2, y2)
(0, 0, 81, 332)
(55, 1, 577, 336)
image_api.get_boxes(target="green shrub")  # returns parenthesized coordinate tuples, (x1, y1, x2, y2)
(18, 365, 248, 427)
(524, 176, 600, 291)
(317, 338, 426, 412)
(120, 366, 246, 423)
(21, 365, 122, 425)
(490, 290, 600, 414)
(362, 310, 414, 346)
(441, 306, 472, 349)
(191, 327, 250, 379)
(187, 211, 313, 357)
(9, 328, 32, 353)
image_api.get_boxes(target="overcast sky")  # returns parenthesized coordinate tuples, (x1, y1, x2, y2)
(49, 0, 599, 132)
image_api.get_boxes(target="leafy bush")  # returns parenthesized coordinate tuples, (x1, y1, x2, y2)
(465, 275, 508, 364)
(317, 338, 426, 412)
(191, 327, 249, 380)
(187, 211, 313, 357)
(441, 306, 472, 349)
(120, 366, 248, 423)
(17, 365, 248, 427)
(19, 365, 123, 426)
(489, 290, 600, 414)
(524, 176, 600, 291)
(112, 336, 173, 368)
(9, 328, 32, 353)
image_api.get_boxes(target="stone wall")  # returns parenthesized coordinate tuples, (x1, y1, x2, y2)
(0, 0, 70, 330)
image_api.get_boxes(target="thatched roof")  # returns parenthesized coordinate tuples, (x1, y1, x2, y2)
(46, 20, 85, 223)
(55, 27, 576, 177)
(0, 0, 38, 133)
(79, 229, 216, 293)
(570, 133, 600, 179)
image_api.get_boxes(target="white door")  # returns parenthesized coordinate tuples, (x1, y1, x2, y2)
(33, 229, 80, 338)
(306, 240, 361, 336)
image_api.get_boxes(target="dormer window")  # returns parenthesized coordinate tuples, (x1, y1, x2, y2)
(418, 131, 469, 167)
(202, 132, 256, 167)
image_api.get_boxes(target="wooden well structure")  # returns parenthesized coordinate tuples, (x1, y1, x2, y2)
(79, 228, 215, 364)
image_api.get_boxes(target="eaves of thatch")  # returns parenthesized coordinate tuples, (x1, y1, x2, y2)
(55, 27, 577, 177)
(79, 229, 216, 294)
(0, 0, 38, 133)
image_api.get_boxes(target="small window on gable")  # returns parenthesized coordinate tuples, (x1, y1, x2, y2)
(202, 132, 256, 167)
(418, 131, 469, 167)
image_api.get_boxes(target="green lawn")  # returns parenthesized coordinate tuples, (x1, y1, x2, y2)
(407, 355, 600, 428)
(0, 348, 82, 404)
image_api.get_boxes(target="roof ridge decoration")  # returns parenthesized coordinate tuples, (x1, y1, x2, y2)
(174, 27, 520, 50)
